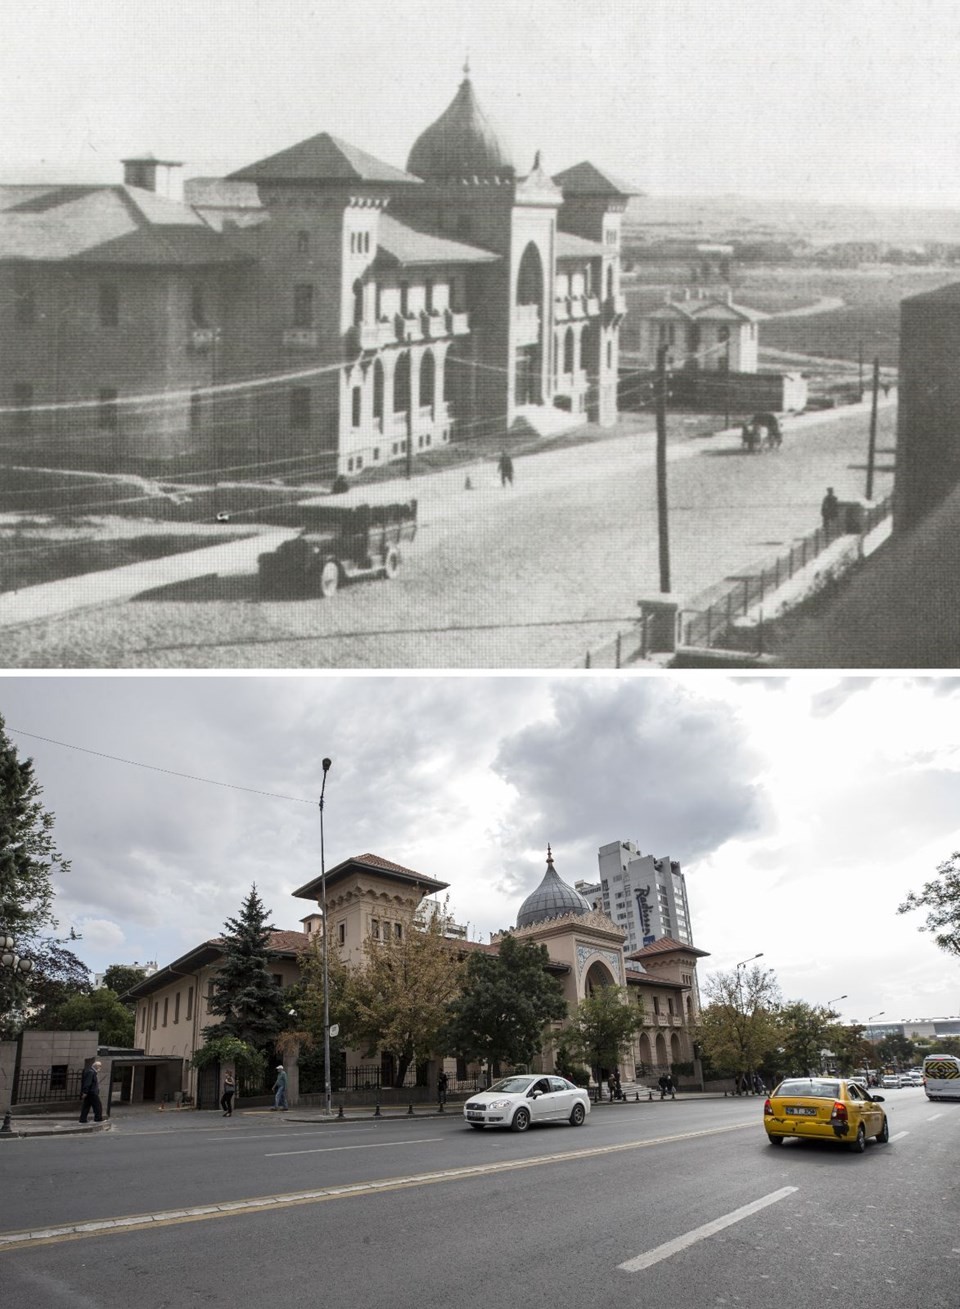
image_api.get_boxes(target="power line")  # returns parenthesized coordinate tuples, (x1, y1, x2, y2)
(6, 726, 318, 806)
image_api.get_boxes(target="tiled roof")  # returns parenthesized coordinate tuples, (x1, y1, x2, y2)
(553, 160, 641, 197)
(231, 132, 420, 186)
(121, 930, 310, 999)
(0, 185, 249, 267)
(292, 851, 449, 900)
(627, 936, 710, 959)
(375, 213, 499, 267)
(556, 231, 607, 259)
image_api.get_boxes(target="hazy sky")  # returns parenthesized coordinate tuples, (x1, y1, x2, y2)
(4, 673, 960, 1029)
(3, 0, 960, 206)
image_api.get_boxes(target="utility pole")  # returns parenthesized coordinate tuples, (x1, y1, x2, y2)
(655, 343, 671, 593)
(858, 340, 864, 403)
(865, 356, 880, 501)
(318, 758, 332, 1116)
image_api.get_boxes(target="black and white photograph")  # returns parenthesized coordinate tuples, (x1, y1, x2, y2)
(2, 0, 959, 668)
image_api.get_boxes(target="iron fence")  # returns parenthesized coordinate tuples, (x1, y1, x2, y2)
(680, 494, 893, 652)
(12, 1066, 84, 1104)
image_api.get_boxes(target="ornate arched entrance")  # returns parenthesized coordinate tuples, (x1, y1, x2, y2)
(515, 242, 543, 406)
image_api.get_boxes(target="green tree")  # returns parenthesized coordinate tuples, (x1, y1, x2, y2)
(699, 965, 781, 1088)
(202, 886, 288, 1054)
(35, 987, 135, 1046)
(192, 1034, 266, 1083)
(898, 853, 960, 956)
(777, 1000, 838, 1075)
(0, 714, 72, 1032)
(877, 1032, 915, 1070)
(830, 1022, 874, 1073)
(338, 902, 466, 1087)
(443, 933, 567, 1081)
(102, 964, 149, 1006)
(565, 985, 645, 1086)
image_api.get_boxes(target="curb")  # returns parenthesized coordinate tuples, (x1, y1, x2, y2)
(0, 1120, 113, 1141)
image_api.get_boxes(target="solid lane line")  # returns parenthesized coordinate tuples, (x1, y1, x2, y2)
(618, 1186, 799, 1273)
(265, 1137, 442, 1157)
(0, 1118, 755, 1252)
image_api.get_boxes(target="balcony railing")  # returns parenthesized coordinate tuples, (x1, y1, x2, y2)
(554, 297, 570, 322)
(420, 310, 445, 339)
(444, 308, 470, 336)
(283, 327, 319, 349)
(584, 295, 601, 316)
(395, 313, 422, 342)
(350, 322, 382, 352)
(568, 296, 585, 319)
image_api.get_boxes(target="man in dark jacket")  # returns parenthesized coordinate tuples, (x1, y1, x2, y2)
(79, 1059, 104, 1123)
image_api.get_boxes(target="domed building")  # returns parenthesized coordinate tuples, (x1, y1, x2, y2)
(0, 69, 637, 477)
(499, 846, 708, 1083)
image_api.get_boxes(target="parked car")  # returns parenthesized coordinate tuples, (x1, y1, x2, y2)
(764, 1076, 888, 1152)
(463, 1074, 590, 1132)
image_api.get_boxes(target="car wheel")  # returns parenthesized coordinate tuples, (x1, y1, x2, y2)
(851, 1123, 866, 1153)
(319, 560, 340, 598)
(768, 1135, 785, 1146)
(511, 1106, 531, 1133)
(383, 547, 400, 580)
(876, 1116, 889, 1143)
(569, 1102, 585, 1127)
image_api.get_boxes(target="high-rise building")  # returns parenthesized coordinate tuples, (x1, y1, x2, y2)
(576, 839, 693, 954)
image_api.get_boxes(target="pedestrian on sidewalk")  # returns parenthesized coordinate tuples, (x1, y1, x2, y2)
(821, 486, 840, 538)
(272, 1065, 288, 1110)
(221, 1071, 236, 1117)
(613, 1069, 622, 1101)
(437, 1069, 448, 1107)
(665, 1073, 676, 1100)
(658, 1073, 668, 1101)
(498, 450, 514, 487)
(79, 1059, 104, 1123)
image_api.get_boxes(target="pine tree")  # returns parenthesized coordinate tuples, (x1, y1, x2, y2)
(0, 712, 72, 1034)
(202, 886, 289, 1053)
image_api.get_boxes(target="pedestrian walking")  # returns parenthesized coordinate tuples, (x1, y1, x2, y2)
(658, 1073, 668, 1101)
(437, 1069, 448, 1107)
(607, 1072, 616, 1101)
(221, 1071, 236, 1117)
(613, 1070, 622, 1101)
(272, 1064, 288, 1110)
(821, 486, 840, 537)
(79, 1059, 104, 1123)
(498, 450, 514, 487)
(665, 1074, 676, 1100)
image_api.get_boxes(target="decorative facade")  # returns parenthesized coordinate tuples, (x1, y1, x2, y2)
(0, 72, 635, 479)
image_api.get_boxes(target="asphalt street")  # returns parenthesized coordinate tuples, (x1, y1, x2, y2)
(2, 1086, 957, 1309)
(0, 400, 895, 668)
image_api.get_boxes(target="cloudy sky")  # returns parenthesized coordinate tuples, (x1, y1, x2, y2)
(3, 0, 960, 206)
(4, 673, 960, 1029)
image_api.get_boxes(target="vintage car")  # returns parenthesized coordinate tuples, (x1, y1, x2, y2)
(257, 499, 417, 599)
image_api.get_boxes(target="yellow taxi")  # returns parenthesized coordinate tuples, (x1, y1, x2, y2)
(763, 1076, 889, 1152)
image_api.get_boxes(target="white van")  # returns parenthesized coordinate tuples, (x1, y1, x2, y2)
(922, 1053, 960, 1101)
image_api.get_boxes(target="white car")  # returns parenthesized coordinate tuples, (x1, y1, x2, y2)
(900, 1072, 922, 1086)
(880, 1074, 901, 1089)
(463, 1074, 590, 1132)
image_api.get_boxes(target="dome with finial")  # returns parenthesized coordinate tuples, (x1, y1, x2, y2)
(406, 63, 514, 183)
(516, 846, 592, 929)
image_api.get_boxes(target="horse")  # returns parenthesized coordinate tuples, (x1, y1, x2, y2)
(741, 421, 760, 454)
(750, 412, 783, 452)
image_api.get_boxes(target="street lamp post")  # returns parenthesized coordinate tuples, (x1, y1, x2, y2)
(1, 935, 34, 1134)
(318, 759, 333, 1117)
(826, 994, 847, 1009)
(734, 953, 764, 1093)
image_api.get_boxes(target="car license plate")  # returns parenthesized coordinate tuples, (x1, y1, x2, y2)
(785, 1106, 816, 1116)
(466, 1112, 484, 1120)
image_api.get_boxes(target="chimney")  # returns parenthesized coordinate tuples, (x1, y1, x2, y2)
(121, 153, 183, 195)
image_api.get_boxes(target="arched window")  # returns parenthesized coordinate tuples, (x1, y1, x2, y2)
(394, 352, 411, 416)
(373, 360, 384, 422)
(605, 264, 614, 300)
(516, 242, 543, 307)
(420, 351, 435, 408)
(563, 328, 574, 375)
(353, 280, 364, 327)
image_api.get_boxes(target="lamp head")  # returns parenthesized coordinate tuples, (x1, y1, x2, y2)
(322, 758, 332, 773)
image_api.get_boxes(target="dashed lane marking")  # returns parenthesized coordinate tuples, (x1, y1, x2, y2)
(0, 1119, 754, 1252)
(890, 1131, 909, 1142)
(265, 1137, 442, 1157)
(618, 1186, 799, 1272)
